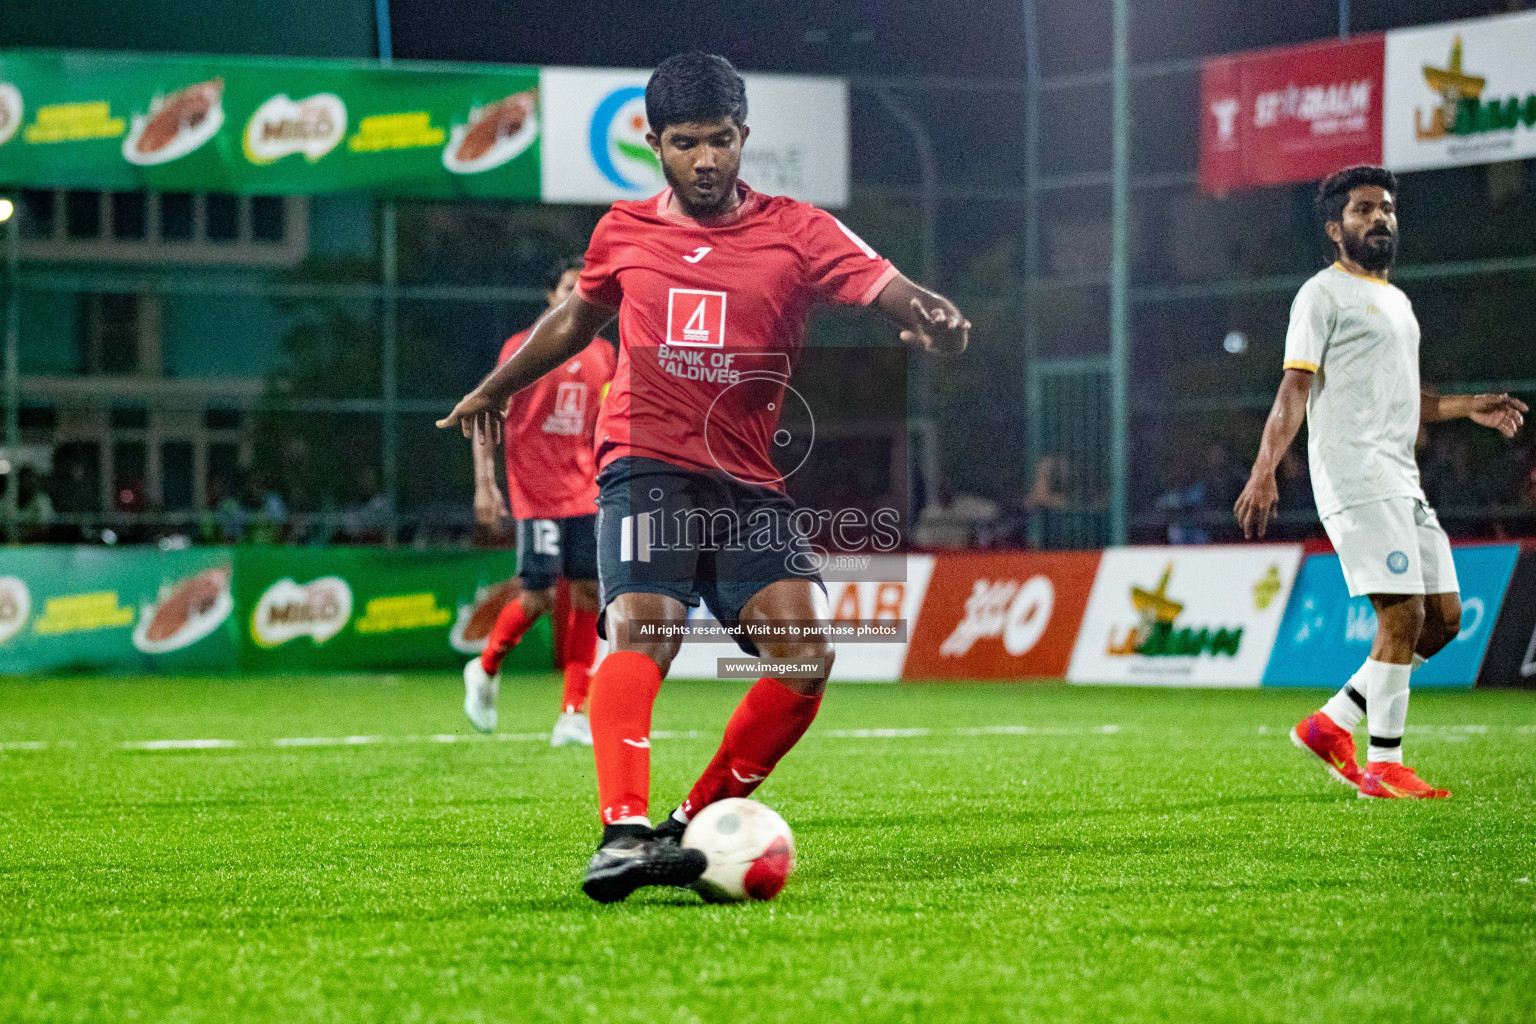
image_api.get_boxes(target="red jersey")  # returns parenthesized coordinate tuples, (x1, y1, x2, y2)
(576, 183, 898, 488)
(499, 333, 616, 520)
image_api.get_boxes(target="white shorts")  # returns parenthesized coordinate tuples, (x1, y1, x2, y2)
(1321, 497, 1459, 598)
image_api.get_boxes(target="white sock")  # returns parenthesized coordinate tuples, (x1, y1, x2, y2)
(1320, 669, 1368, 731)
(612, 815, 652, 828)
(1362, 658, 1411, 764)
(671, 808, 690, 826)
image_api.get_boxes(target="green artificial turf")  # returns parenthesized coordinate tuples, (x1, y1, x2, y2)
(1, 673, 1533, 1023)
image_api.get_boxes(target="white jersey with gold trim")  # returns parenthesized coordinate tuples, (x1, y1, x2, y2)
(1282, 263, 1425, 518)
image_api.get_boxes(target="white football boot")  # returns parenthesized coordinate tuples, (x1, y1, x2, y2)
(463, 658, 498, 733)
(551, 711, 593, 747)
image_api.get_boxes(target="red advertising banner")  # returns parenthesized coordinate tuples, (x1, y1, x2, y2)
(1200, 35, 1385, 195)
(902, 551, 1101, 680)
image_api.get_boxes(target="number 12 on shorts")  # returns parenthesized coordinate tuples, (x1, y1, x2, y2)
(531, 520, 561, 556)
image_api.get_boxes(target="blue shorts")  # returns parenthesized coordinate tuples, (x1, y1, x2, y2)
(594, 456, 823, 656)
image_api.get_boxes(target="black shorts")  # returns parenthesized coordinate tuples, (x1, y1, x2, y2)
(515, 514, 598, 591)
(595, 456, 823, 656)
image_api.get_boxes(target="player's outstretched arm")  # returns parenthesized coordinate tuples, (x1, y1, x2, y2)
(1421, 390, 1527, 439)
(873, 274, 970, 356)
(470, 424, 509, 531)
(437, 293, 617, 441)
(1235, 368, 1312, 540)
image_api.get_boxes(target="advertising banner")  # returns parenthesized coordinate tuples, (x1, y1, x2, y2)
(902, 551, 1100, 680)
(1265, 544, 1518, 689)
(233, 548, 550, 673)
(0, 546, 551, 676)
(538, 67, 849, 207)
(664, 555, 932, 683)
(1478, 547, 1536, 688)
(1199, 35, 1384, 195)
(1067, 545, 1303, 687)
(1383, 10, 1536, 173)
(0, 51, 850, 205)
(0, 546, 238, 674)
(0, 50, 541, 199)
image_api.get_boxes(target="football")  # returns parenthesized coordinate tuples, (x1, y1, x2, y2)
(681, 798, 796, 903)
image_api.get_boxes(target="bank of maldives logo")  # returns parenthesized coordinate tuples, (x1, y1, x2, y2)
(589, 85, 664, 193)
(666, 289, 727, 347)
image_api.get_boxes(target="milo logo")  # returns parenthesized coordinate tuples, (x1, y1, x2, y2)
(0, 576, 31, 644)
(251, 576, 353, 647)
(244, 92, 347, 165)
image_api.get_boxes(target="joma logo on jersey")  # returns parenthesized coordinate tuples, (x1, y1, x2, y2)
(542, 382, 587, 435)
(666, 289, 727, 347)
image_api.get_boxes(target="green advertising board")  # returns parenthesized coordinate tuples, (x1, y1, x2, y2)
(0, 546, 238, 674)
(0, 546, 551, 676)
(0, 50, 541, 198)
(233, 547, 549, 673)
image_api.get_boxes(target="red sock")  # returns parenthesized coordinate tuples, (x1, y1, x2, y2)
(588, 651, 664, 824)
(681, 677, 822, 818)
(560, 607, 599, 713)
(480, 597, 537, 675)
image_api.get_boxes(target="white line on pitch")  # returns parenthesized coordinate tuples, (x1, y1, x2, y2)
(823, 728, 932, 738)
(122, 738, 242, 750)
(4, 721, 1527, 755)
(0, 725, 1117, 754)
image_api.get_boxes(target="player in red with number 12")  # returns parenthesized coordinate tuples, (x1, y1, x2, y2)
(440, 52, 968, 902)
(463, 257, 616, 747)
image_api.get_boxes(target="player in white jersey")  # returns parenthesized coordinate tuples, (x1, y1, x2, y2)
(1235, 165, 1526, 800)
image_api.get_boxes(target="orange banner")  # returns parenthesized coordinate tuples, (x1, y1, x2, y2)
(902, 551, 1101, 680)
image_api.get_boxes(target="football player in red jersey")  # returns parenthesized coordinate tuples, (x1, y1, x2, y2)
(440, 52, 968, 902)
(463, 257, 616, 747)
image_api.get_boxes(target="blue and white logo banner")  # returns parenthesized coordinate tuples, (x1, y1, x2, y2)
(539, 67, 849, 207)
(1265, 544, 1519, 689)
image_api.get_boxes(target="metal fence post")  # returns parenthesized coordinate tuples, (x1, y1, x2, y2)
(874, 90, 939, 521)
(3, 212, 18, 536)
(380, 203, 400, 546)
(1021, 0, 1044, 549)
(1108, 0, 1131, 546)
(377, 0, 400, 545)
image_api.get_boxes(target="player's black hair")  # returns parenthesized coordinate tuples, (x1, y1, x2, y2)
(546, 255, 583, 292)
(645, 52, 748, 135)
(1316, 165, 1398, 226)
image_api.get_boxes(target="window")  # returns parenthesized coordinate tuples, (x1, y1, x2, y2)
(81, 294, 142, 375)
(112, 192, 148, 240)
(19, 189, 54, 240)
(204, 409, 242, 430)
(112, 441, 148, 512)
(65, 190, 101, 239)
(18, 190, 307, 266)
(251, 195, 285, 242)
(109, 406, 149, 429)
(161, 441, 195, 511)
(160, 192, 195, 241)
(207, 442, 240, 506)
(52, 442, 101, 515)
(19, 407, 57, 433)
(206, 194, 239, 242)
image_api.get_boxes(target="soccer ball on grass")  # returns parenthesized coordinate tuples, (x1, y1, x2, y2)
(681, 798, 795, 902)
